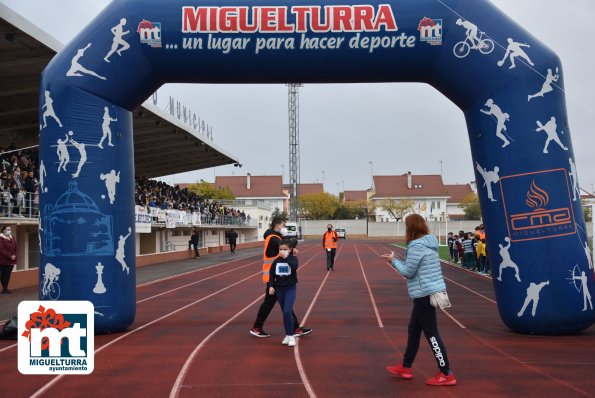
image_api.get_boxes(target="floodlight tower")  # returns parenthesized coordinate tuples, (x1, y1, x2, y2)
(287, 83, 302, 222)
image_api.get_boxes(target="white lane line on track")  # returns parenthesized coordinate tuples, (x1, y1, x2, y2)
(170, 248, 324, 398)
(0, 257, 263, 356)
(168, 294, 263, 398)
(136, 253, 259, 287)
(369, 244, 467, 329)
(0, 343, 17, 353)
(30, 270, 263, 398)
(0, 246, 315, 356)
(29, 244, 320, 397)
(442, 276, 497, 304)
(293, 245, 343, 398)
(137, 259, 260, 303)
(354, 245, 384, 328)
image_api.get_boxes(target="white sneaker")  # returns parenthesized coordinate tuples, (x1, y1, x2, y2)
(282, 335, 290, 345)
(287, 336, 296, 347)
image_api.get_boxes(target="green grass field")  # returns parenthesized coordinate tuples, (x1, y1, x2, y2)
(394, 243, 451, 262)
(397, 239, 593, 263)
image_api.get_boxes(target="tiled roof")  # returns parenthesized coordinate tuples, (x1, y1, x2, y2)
(215, 175, 287, 198)
(372, 174, 448, 198)
(283, 183, 324, 196)
(344, 190, 368, 201)
(444, 184, 474, 204)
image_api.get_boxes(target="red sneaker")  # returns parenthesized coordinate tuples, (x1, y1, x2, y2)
(425, 372, 456, 386)
(385, 364, 413, 379)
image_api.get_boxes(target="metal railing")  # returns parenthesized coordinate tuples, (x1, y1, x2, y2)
(1, 191, 38, 219)
(199, 213, 254, 226)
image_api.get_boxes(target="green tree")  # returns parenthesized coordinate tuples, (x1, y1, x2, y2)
(583, 201, 592, 222)
(461, 192, 482, 220)
(187, 181, 235, 200)
(335, 200, 368, 219)
(380, 199, 415, 221)
(298, 192, 340, 219)
(271, 207, 288, 221)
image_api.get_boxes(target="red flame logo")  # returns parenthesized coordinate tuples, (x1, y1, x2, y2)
(525, 179, 549, 210)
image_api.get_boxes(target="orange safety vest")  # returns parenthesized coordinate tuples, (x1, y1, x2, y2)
(323, 231, 338, 249)
(476, 230, 486, 240)
(262, 234, 281, 283)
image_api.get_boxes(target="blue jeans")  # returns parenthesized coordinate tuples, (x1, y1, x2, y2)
(276, 285, 297, 336)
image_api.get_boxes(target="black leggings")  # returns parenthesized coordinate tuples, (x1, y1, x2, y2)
(403, 296, 451, 374)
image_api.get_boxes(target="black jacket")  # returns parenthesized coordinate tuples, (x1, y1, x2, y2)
(269, 255, 298, 288)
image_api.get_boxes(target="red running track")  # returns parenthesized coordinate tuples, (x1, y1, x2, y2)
(0, 240, 594, 398)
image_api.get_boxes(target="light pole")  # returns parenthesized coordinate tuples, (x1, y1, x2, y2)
(368, 161, 373, 188)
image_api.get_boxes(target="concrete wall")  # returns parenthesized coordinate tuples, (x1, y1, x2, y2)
(302, 220, 595, 240)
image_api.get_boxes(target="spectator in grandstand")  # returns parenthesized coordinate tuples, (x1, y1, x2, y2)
(23, 170, 37, 216)
(0, 225, 18, 294)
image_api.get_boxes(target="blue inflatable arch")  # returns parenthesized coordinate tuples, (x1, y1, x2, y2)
(40, 0, 594, 334)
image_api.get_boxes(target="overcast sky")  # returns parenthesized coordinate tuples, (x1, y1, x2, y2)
(3, 0, 595, 194)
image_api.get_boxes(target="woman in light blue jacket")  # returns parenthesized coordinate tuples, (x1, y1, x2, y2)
(382, 214, 456, 387)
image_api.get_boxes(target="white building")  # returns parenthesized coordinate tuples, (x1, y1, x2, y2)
(215, 174, 289, 237)
(444, 183, 476, 221)
(370, 173, 450, 222)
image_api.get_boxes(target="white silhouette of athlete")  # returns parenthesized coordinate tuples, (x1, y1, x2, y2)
(535, 117, 568, 154)
(517, 281, 550, 317)
(41, 90, 62, 128)
(42, 262, 61, 297)
(56, 134, 70, 173)
(68, 132, 87, 178)
(100, 170, 120, 204)
(99, 107, 117, 149)
(497, 38, 534, 69)
(455, 18, 479, 47)
(38, 225, 43, 255)
(104, 18, 130, 62)
(497, 237, 521, 282)
(66, 43, 106, 80)
(116, 227, 132, 275)
(476, 162, 500, 202)
(568, 157, 580, 201)
(39, 160, 47, 193)
(585, 241, 593, 270)
(572, 271, 593, 311)
(528, 68, 559, 101)
(481, 99, 511, 147)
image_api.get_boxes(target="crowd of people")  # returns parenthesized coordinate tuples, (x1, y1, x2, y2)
(0, 152, 249, 226)
(0, 147, 40, 217)
(447, 224, 490, 276)
(135, 175, 248, 225)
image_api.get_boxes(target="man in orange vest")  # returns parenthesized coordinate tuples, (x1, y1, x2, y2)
(323, 224, 338, 271)
(250, 217, 312, 338)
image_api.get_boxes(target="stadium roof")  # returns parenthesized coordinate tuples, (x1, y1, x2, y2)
(0, 4, 240, 178)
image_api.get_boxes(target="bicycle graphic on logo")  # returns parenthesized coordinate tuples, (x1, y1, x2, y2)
(453, 30, 495, 58)
(40, 263, 62, 300)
